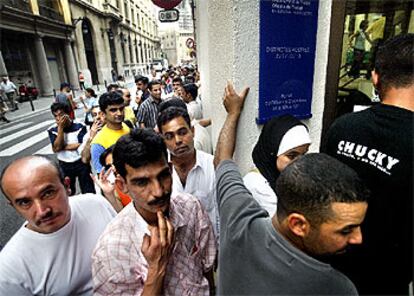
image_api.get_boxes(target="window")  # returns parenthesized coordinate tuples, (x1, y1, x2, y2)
(321, 0, 414, 141)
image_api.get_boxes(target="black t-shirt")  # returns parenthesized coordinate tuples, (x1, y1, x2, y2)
(324, 104, 413, 295)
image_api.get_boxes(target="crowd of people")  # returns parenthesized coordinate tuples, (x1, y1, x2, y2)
(0, 34, 412, 295)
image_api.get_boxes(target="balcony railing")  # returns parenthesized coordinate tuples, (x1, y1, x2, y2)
(1, 0, 31, 13)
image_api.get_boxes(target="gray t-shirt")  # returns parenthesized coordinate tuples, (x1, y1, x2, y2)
(56, 92, 69, 105)
(216, 160, 358, 295)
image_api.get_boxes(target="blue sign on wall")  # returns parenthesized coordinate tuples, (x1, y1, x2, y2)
(258, 0, 319, 124)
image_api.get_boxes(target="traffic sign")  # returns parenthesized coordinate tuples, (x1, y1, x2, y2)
(186, 38, 195, 49)
(152, 0, 182, 10)
(159, 9, 179, 22)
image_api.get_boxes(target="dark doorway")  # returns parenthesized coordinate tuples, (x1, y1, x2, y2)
(82, 18, 99, 85)
(108, 29, 117, 74)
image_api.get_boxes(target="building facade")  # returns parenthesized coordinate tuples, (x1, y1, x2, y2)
(0, 0, 77, 96)
(159, 0, 195, 65)
(195, 0, 413, 173)
(0, 0, 161, 96)
(70, 0, 161, 86)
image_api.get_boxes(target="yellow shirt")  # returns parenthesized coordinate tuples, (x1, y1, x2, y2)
(124, 106, 137, 125)
(91, 123, 130, 149)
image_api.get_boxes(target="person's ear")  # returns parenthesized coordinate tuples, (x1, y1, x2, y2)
(115, 175, 128, 194)
(191, 125, 195, 135)
(371, 70, 379, 88)
(286, 213, 310, 238)
(64, 177, 71, 195)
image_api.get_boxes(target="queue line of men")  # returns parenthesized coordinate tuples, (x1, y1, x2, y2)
(0, 34, 412, 295)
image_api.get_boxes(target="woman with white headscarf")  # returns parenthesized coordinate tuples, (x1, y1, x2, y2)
(243, 115, 311, 215)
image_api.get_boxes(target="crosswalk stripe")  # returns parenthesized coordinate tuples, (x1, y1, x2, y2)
(0, 131, 49, 157)
(34, 144, 53, 155)
(0, 120, 54, 144)
(0, 122, 33, 136)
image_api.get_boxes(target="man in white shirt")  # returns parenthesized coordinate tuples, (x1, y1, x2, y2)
(182, 83, 203, 120)
(0, 76, 18, 111)
(157, 106, 219, 236)
(0, 155, 116, 295)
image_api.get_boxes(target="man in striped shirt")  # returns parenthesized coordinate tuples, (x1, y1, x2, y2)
(136, 80, 163, 129)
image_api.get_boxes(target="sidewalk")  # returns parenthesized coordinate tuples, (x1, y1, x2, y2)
(1, 96, 54, 123)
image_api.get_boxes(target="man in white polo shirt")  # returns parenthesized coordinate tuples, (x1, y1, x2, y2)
(0, 76, 18, 111)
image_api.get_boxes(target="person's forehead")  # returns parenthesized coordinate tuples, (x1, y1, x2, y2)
(53, 109, 65, 115)
(107, 104, 124, 109)
(2, 160, 60, 199)
(322, 202, 367, 227)
(162, 116, 190, 132)
(125, 158, 169, 179)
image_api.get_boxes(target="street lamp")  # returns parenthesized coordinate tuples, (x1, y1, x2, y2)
(72, 17, 84, 26)
(82, 22, 89, 35)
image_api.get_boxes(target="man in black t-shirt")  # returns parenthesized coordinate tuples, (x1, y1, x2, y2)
(325, 34, 413, 295)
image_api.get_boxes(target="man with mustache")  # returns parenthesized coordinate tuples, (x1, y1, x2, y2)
(157, 105, 219, 236)
(214, 82, 370, 295)
(92, 129, 216, 295)
(90, 91, 130, 173)
(0, 155, 116, 295)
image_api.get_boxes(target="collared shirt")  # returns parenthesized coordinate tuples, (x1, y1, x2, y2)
(136, 96, 162, 128)
(92, 193, 216, 296)
(187, 100, 203, 120)
(172, 150, 219, 236)
(0, 80, 17, 93)
(48, 121, 87, 163)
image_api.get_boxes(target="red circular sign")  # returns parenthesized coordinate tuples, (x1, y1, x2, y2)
(152, 0, 182, 10)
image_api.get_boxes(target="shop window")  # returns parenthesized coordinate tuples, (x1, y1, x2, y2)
(336, 0, 413, 117)
(321, 0, 413, 146)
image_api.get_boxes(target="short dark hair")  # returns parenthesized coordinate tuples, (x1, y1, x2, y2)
(276, 153, 370, 225)
(157, 106, 191, 133)
(85, 88, 97, 98)
(60, 82, 70, 91)
(182, 83, 198, 100)
(99, 91, 124, 113)
(106, 83, 119, 92)
(159, 98, 188, 113)
(51, 102, 70, 115)
(99, 145, 114, 168)
(113, 129, 168, 178)
(172, 77, 183, 85)
(148, 79, 161, 91)
(0, 155, 65, 200)
(135, 75, 149, 84)
(374, 34, 413, 98)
